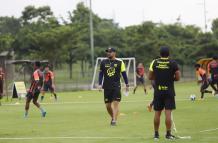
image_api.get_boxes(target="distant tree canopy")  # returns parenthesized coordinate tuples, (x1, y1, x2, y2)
(0, 2, 217, 68)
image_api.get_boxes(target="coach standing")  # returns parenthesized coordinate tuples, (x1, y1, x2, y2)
(148, 47, 180, 140)
(98, 47, 129, 126)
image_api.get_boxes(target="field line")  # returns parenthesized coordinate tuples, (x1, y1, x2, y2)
(0, 136, 146, 140)
(3, 99, 189, 106)
(199, 128, 218, 133)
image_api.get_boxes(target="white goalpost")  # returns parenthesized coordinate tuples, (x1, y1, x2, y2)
(91, 57, 136, 90)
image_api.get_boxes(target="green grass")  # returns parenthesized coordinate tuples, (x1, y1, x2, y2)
(0, 82, 218, 143)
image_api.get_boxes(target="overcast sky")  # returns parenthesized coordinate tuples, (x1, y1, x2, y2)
(0, 0, 217, 31)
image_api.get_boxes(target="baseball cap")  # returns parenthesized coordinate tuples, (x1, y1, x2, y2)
(105, 47, 116, 52)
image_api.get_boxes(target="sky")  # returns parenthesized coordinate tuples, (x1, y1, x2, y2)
(0, 0, 217, 31)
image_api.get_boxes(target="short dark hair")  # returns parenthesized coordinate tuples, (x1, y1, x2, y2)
(160, 46, 169, 57)
(194, 64, 200, 68)
(213, 55, 218, 60)
(35, 61, 41, 67)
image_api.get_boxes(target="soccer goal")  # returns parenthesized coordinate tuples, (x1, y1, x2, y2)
(91, 57, 136, 90)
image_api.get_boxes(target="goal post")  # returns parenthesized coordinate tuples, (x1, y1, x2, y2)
(91, 57, 136, 90)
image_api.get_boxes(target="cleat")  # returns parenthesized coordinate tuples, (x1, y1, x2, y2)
(110, 120, 116, 126)
(154, 135, 159, 141)
(42, 111, 46, 117)
(165, 134, 177, 140)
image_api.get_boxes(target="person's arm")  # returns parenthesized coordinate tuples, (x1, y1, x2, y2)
(98, 61, 104, 91)
(148, 60, 155, 80)
(174, 70, 180, 81)
(98, 71, 103, 85)
(172, 60, 180, 81)
(121, 61, 129, 87)
(50, 72, 55, 88)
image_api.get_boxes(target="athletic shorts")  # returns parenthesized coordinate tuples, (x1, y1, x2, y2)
(104, 88, 121, 103)
(136, 76, 145, 85)
(43, 83, 54, 92)
(26, 89, 40, 101)
(153, 94, 175, 111)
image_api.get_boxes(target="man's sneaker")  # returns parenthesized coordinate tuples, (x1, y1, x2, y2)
(212, 90, 216, 96)
(24, 113, 28, 118)
(42, 111, 47, 117)
(154, 134, 159, 141)
(110, 120, 116, 126)
(165, 134, 177, 140)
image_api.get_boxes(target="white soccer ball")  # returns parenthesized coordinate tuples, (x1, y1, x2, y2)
(190, 94, 196, 101)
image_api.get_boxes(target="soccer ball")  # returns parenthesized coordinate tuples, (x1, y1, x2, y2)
(190, 94, 196, 101)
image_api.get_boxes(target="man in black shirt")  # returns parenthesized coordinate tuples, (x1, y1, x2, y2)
(148, 47, 180, 140)
(98, 48, 129, 126)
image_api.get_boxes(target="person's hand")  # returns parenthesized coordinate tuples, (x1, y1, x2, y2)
(125, 84, 129, 92)
(98, 85, 103, 92)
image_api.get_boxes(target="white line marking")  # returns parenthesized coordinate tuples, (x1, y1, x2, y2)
(0, 136, 146, 140)
(200, 128, 218, 133)
(3, 99, 189, 106)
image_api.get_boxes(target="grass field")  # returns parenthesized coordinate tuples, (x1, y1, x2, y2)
(0, 82, 218, 143)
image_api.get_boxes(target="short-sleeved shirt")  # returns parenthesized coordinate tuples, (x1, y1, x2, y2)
(149, 57, 179, 97)
(29, 69, 43, 93)
(196, 68, 207, 81)
(100, 58, 126, 89)
(207, 60, 218, 80)
(44, 71, 54, 84)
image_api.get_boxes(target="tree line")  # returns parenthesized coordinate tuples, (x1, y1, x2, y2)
(0, 2, 218, 71)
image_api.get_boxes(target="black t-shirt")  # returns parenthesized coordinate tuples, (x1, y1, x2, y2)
(149, 57, 179, 96)
(100, 58, 126, 89)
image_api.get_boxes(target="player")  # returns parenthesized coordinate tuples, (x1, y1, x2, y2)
(195, 64, 212, 99)
(133, 62, 147, 95)
(207, 56, 218, 94)
(40, 65, 57, 102)
(148, 46, 180, 140)
(0, 67, 4, 105)
(24, 61, 46, 118)
(98, 47, 129, 126)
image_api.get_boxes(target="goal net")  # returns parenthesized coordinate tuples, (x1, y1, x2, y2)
(91, 57, 136, 90)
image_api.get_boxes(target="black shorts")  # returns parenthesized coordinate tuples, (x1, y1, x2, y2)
(153, 94, 175, 111)
(104, 88, 121, 103)
(26, 89, 40, 101)
(136, 76, 145, 85)
(43, 83, 54, 92)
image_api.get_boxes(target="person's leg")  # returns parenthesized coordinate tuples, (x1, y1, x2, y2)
(165, 110, 172, 136)
(112, 101, 119, 121)
(41, 90, 45, 101)
(105, 103, 113, 118)
(154, 111, 161, 138)
(133, 85, 138, 94)
(209, 82, 217, 92)
(33, 91, 46, 117)
(25, 93, 32, 117)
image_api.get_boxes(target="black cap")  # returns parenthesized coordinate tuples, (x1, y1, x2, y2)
(35, 61, 41, 67)
(105, 47, 116, 52)
(213, 55, 218, 60)
(195, 64, 200, 68)
(160, 46, 169, 57)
